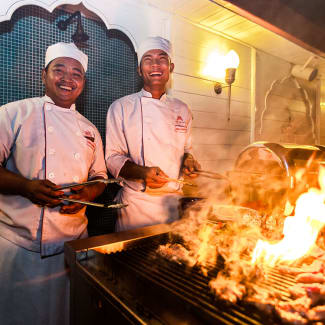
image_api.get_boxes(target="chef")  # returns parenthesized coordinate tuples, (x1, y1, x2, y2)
(106, 36, 200, 232)
(0, 42, 107, 325)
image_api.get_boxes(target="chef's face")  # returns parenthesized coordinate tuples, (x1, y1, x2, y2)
(138, 49, 174, 89)
(42, 57, 85, 108)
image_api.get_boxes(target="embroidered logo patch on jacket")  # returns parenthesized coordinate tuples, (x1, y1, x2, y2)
(83, 130, 95, 149)
(174, 115, 187, 133)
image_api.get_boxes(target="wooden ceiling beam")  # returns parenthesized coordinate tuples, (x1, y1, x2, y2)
(213, 0, 325, 58)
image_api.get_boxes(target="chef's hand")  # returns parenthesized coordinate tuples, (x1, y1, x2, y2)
(24, 179, 64, 207)
(182, 153, 201, 178)
(143, 167, 169, 189)
(59, 181, 106, 214)
(118, 161, 168, 189)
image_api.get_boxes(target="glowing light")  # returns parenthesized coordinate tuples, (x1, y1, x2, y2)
(251, 167, 325, 267)
(202, 50, 226, 80)
(202, 49, 240, 80)
(224, 50, 240, 69)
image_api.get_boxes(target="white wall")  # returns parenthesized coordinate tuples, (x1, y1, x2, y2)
(170, 17, 252, 174)
(255, 51, 318, 145)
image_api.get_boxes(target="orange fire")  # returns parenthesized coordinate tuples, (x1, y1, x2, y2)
(251, 167, 325, 267)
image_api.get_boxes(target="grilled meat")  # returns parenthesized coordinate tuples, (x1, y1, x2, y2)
(307, 305, 325, 321)
(296, 272, 325, 284)
(156, 243, 197, 267)
(209, 275, 246, 303)
(275, 308, 308, 325)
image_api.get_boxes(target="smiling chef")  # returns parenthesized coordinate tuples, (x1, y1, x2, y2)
(0, 42, 107, 325)
(105, 36, 200, 232)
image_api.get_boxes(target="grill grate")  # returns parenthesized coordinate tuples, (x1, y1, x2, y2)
(103, 239, 297, 325)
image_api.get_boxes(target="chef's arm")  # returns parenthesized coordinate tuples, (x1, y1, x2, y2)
(119, 161, 168, 189)
(182, 153, 201, 178)
(0, 166, 64, 206)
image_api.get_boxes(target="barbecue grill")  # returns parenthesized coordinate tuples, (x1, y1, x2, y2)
(65, 224, 297, 325)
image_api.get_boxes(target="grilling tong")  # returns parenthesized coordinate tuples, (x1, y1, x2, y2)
(58, 178, 127, 209)
(194, 170, 229, 180)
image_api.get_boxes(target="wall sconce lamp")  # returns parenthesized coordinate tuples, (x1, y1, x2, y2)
(214, 50, 240, 120)
(57, 11, 89, 43)
(214, 50, 240, 93)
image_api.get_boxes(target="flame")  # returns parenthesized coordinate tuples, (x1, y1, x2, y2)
(196, 223, 214, 265)
(251, 167, 325, 267)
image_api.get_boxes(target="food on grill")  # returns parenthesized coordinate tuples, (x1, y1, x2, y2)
(278, 259, 324, 276)
(156, 243, 197, 267)
(277, 296, 312, 315)
(274, 260, 325, 324)
(289, 284, 311, 299)
(296, 272, 325, 284)
(245, 293, 276, 316)
(275, 308, 308, 325)
(209, 274, 246, 303)
(307, 305, 325, 321)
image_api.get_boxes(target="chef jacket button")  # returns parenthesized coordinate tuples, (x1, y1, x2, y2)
(46, 106, 52, 111)
(48, 172, 55, 179)
(74, 152, 80, 159)
(49, 148, 56, 155)
(48, 126, 54, 133)
(73, 176, 79, 182)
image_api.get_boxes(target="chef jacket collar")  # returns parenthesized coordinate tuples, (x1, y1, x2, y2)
(140, 88, 167, 102)
(42, 95, 76, 110)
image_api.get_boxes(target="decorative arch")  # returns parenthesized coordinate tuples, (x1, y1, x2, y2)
(0, 0, 172, 52)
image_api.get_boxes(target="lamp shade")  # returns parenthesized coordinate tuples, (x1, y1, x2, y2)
(224, 50, 240, 69)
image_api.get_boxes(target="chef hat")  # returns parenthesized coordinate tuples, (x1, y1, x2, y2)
(45, 42, 88, 72)
(137, 36, 173, 65)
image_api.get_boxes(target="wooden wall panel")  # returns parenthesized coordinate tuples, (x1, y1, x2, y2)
(191, 111, 250, 131)
(170, 17, 252, 174)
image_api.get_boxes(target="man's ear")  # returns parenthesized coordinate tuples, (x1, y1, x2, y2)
(170, 62, 175, 73)
(41, 69, 46, 86)
(137, 66, 142, 77)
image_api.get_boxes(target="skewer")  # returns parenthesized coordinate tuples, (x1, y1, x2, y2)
(164, 177, 197, 186)
(61, 197, 127, 209)
(57, 178, 122, 190)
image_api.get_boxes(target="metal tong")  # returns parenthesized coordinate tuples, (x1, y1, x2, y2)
(194, 170, 229, 180)
(58, 178, 126, 209)
(57, 178, 122, 190)
(61, 198, 127, 209)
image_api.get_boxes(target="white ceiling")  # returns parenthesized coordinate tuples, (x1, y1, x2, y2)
(145, 0, 325, 78)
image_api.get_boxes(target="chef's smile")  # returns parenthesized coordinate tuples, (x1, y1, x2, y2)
(139, 49, 174, 91)
(58, 84, 74, 91)
(42, 57, 85, 108)
(149, 71, 163, 77)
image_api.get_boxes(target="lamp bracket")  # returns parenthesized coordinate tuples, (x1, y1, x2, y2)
(214, 82, 231, 95)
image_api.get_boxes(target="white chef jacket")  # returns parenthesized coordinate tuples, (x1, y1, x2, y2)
(0, 95, 107, 256)
(106, 89, 193, 231)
